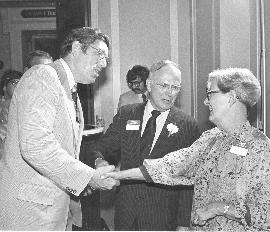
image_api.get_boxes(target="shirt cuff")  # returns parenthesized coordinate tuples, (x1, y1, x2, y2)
(139, 165, 153, 182)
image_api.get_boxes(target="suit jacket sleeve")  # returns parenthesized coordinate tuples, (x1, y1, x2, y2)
(17, 67, 94, 196)
(93, 107, 124, 164)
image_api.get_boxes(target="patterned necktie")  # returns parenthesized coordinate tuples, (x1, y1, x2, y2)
(140, 110, 161, 157)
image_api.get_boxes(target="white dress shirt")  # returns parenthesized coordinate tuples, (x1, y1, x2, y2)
(141, 101, 169, 153)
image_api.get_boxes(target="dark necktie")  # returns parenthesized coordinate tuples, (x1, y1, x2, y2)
(142, 94, 147, 103)
(71, 85, 79, 122)
(140, 110, 161, 157)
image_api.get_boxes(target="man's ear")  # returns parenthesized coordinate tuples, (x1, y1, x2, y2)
(71, 41, 82, 55)
(146, 79, 152, 92)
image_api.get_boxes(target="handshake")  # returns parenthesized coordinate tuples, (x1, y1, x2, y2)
(85, 159, 122, 195)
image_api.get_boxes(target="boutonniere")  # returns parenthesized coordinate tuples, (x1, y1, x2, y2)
(167, 123, 179, 137)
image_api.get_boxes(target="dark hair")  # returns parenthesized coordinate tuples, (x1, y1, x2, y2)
(60, 27, 110, 58)
(25, 50, 53, 68)
(126, 65, 149, 84)
(0, 70, 23, 95)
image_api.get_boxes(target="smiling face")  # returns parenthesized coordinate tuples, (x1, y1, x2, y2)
(204, 80, 230, 126)
(73, 39, 109, 84)
(147, 65, 181, 112)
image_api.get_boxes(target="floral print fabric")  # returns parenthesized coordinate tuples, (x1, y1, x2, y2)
(143, 121, 270, 231)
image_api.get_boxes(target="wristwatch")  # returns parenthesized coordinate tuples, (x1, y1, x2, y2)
(94, 157, 104, 167)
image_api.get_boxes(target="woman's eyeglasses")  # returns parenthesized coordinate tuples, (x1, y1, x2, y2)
(206, 89, 220, 100)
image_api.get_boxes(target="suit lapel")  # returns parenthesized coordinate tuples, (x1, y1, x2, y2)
(149, 107, 177, 156)
(75, 98, 84, 159)
(49, 61, 81, 156)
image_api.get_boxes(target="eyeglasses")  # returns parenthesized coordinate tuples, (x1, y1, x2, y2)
(206, 89, 220, 100)
(90, 45, 109, 63)
(128, 81, 143, 87)
(154, 82, 181, 94)
(8, 79, 20, 86)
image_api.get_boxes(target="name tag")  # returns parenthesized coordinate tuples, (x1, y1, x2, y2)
(230, 145, 248, 157)
(126, 120, 140, 130)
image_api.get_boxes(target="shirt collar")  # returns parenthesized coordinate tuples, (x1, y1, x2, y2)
(59, 58, 76, 90)
(145, 100, 170, 117)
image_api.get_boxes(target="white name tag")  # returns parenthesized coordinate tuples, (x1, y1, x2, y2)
(230, 145, 248, 157)
(126, 120, 140, 130)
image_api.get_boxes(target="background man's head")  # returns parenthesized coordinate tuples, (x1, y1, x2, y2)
(60, 27, 110, 84)
(25, 50, 53, 72)
(126, 65, 149, 94)
(1, 70, 23, 99)
(147, 60, 181, 112)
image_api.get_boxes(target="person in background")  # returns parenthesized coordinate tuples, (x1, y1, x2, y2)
(24, 50, 53, 72)
(0, 27, 119, 230)
(93, 60, 201, 230)
(0, 70, 22, 158)
(117, 65, 149, 110)
(105, 68, 270, 231)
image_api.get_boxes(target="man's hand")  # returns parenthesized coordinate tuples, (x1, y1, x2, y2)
(95, 158, 109, 168)
(88, 165, 120, 190)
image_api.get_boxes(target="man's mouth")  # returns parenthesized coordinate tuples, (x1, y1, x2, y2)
(162, 98, 171, 104)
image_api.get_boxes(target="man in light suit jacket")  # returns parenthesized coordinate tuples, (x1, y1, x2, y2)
(117, 65, 149, 110)
(0, 27, 118, 230)
(93, 60, 201, 230)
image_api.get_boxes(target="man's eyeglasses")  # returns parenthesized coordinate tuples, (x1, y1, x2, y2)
(154, 82, 181, 94)
(8, 79, 20, 86)
(206, 89, 220, 100)
(128, 81, 143, 87)
(90, 45, 109, 63)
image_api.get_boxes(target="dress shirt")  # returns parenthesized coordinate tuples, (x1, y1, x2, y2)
(141, 101, 169, 153)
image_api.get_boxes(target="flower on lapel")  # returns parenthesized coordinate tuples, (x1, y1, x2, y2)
(167, 123, 179, 137)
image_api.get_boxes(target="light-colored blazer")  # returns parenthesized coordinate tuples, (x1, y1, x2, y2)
(0, 60, 94, 230)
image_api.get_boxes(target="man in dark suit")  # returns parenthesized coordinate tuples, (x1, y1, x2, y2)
(94, 60, 201, 230)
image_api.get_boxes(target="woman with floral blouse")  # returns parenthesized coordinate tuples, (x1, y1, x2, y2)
(105, 68, 270, 231)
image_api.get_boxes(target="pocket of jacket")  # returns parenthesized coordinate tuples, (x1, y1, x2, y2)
(17, 183, 56, 206)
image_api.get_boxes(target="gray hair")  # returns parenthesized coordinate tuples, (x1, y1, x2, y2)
(208, 68, 261, 107)
(149, 60, 181, 74)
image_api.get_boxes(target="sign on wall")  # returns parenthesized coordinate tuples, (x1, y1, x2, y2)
(21, 9, 56, 18)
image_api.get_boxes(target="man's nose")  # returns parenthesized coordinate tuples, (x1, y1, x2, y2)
(165, 86, 173, 96)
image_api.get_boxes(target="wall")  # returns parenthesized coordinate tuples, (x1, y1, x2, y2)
(92, 0, 194, 130)
(0, 7, 55, 73)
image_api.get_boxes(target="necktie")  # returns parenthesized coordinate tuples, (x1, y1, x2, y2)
(71, 85, 79, 122)
(142, 94, 147, 103)
(140, 110, 161, 157)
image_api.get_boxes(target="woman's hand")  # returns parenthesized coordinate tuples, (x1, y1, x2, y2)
(101, 168, 145, 181)
(102, 170, 122, 180)
(191, 202, 224, 226)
